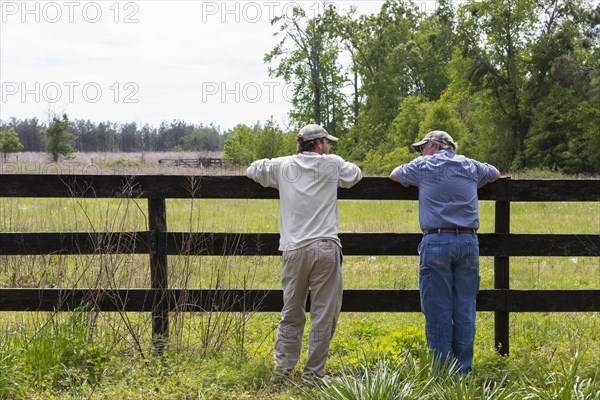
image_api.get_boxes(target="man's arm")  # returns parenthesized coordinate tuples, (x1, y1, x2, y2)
(338, 160, 362, 188)
(476, 163, 501, 187)
(246, 159, 279, 188)
(389, 166, 401, 182)
(389, 163, 418, 187)
(493, 169, 501, 181)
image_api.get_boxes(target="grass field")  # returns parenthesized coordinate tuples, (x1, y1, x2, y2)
(0, 166, 598, 398)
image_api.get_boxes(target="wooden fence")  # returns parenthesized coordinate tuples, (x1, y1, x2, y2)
(0, 174, 598, 355)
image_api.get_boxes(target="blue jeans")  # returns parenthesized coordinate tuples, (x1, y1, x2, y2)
(418, 232, 480, 373)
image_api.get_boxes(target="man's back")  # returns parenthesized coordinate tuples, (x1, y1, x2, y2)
(247, 152, 361, 250)
(394, 149, 498, 230)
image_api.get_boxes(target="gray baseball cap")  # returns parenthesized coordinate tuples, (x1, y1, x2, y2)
(411, 130, 457, 152)
(297, 124, 338, 142)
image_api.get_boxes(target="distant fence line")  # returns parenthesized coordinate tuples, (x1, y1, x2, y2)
(157, 158, 225, 168)
(0, 174, 598, 355)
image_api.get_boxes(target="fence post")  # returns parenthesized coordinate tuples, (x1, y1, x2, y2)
(148, 198, 168, 353)
(494, 179, 511, 355)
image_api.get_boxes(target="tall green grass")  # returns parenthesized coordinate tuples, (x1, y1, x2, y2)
(305, 349, 599, 399)
(0, 179, 598, 398)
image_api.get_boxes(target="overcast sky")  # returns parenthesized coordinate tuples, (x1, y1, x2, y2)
(0, 0, 396, 131)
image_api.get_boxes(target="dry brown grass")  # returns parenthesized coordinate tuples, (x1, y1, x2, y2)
(1, 151, 247, 175)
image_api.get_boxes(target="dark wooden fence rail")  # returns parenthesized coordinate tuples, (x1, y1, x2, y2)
(0, 175, 598, 355)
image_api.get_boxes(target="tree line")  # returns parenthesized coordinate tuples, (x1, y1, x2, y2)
(260, 0, 599, 174)
(0, 115, 296, 164)
(0, 116, 227, 156)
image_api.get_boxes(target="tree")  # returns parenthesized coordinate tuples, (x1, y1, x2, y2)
(524, 84, 599, 173)
(223, 120, 294, 166)
(254, 118, 285, 159)
(362, 145, 414, 176)
(0, 128, 24, 161)
(451, 0, 599, 171)
(340, 0, 421, 156)
(388, 95, 431, 149)
(119, 122, 140, 152)
(183, 125, 222, 152)
(327, 8, 364, 125)
(410, 0, 456, 100)
(14, 117, 44, 151)
(223, 124, 257, 166)
(265, 3, 350, 137)
(456, 0, 538, 168)
(96, 121, 119, 152)
(140, 123, 156, 152)
(156, 120, 195, 151)
(42, 114, 75, 162)
(419, 101, 470, 152)
(72, 119, 98, 152)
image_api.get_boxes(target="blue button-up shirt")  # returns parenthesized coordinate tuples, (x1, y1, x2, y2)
(394, 150, 499, 231)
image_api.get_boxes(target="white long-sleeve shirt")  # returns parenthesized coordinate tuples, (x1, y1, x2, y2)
(246, 152, 362, 251)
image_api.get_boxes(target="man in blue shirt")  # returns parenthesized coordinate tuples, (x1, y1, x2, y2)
(390, 130, 500, 373)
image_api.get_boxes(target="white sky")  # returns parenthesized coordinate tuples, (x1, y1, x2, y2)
(0, 0, 394, 131)
(2, 1, 598, 132)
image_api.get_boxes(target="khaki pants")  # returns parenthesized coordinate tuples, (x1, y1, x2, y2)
(275, 239, 343, 378)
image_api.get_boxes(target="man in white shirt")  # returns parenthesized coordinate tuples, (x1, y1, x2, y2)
(246, 124, 362, 382)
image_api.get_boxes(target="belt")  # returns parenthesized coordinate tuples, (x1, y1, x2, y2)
(422, 228, 477, 235)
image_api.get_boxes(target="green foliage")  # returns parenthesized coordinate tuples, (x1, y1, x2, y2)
(0, 329, 23, 399)
(457, 89, 515, 170)
(182, 126, 223, 151)
(223, 120, 297, 166)
(263, 0, 600, 174)
(305, 350, 519, 400)
(254, 119, 285, 160)
(419, 101, 470, 151)
(412, 0, 456, 100)
(388, 95, 431, 149)
(41, 114, 76, 162)
(16, 311, 108, 393)
(524, 84, 600, 174)
(223, 124, 257, 166)
(457, 0, 538, 167)
(0, 127, 24, 160)
(341, 1, 421, 152)
(265, 5, 351, 137)
(582, 106, 600, 173)
(97, 157, 144, 169)
(362, 146, 415, 176)
(305, 349, 599, 400)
